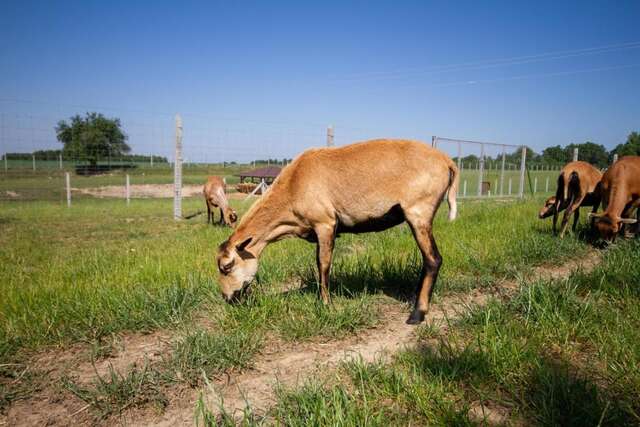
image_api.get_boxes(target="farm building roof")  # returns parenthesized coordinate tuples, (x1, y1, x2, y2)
(237, 166, 282, 179)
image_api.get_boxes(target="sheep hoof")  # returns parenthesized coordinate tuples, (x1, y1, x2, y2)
(406, 310, 425, 325)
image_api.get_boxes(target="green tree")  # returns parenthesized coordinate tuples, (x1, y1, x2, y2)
(505, 146, 537, 165)
(541, 145, 567, 164)
(55, 113, 129, 166)
(611, 131, 640, 159)
(564, 142, 608, 168)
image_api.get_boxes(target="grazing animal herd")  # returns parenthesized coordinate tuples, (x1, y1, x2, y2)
(538, 157, 639, 241)
(206, 139, 639, 324)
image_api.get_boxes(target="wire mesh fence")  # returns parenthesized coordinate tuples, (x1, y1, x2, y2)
(1, 104, 564, 213)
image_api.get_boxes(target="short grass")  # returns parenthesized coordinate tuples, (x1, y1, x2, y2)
(0, 164, 247, 201)
(1, 164, 558, 202)
(63, 362, 169, 419)
(227, 238, 639, 426)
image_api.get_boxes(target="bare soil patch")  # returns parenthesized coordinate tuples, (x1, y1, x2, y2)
(74, 184, 204, 199)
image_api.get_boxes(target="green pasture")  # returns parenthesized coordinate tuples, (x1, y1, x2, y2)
(0, 195, 588, 361)
(0, 163, 561, 202)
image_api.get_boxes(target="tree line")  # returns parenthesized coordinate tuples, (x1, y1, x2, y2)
(6, 149, 167, 163)
(454, 131, 639, 169)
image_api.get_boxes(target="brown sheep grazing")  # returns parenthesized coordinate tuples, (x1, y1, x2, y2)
(203, 176, 238, 227)
(538, 161, 602, 237)
(216, 139, 459, 325)
(589, 156, 640, 241)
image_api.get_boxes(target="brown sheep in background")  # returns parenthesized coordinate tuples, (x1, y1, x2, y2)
(203, 176, 237, 227)
(589, 156, 640, 241)
(538, 161, 602, 237)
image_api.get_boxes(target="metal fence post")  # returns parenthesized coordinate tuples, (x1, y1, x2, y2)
(59, 154, 63, 170)
(463, 180, 467, 197)
(32, 154, 36, 171)
(126, 174, 130, 205)
(66, 172, 71, 207)
(509, 178, 512, 195)
(545, 177, 549, 193)
(612, 153, 618, 163)
(173, 114, 183, 220)
(477, 143, 485, 196)
(432, 136, 437, 148)
(499, 145, 506, 196)
(150, 154, 154, 167)
(573, 148, 578, 161)
(534, 177, 538, 194)
(3, 153, 6, 172)
(326, 125, 334, 147)
(518, 146, 527, 198)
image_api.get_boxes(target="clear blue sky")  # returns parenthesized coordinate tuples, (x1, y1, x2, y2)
(1, 0, 639, 162)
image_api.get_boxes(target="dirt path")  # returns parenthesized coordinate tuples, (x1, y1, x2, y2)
(145, 250, 602, 426)
(2, 250, 601, 426)
(74, 184, 248, 199)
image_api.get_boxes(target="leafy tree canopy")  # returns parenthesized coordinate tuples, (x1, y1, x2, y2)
(55, 112, 129, 166)
(611, 131, 640, 159)
(540, 145, 567, 164)
(564, 142, 608, 168)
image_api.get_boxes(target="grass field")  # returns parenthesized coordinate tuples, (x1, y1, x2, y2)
(1, 189, 635, 425)
(1, 163, 560, 201)
(239, 238, 640, 426)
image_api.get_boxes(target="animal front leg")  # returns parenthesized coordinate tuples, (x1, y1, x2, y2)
(559, 195, 584, 238)
(206, 202, 212, 224)
(572, 208, 580, 231)
(552, 211, 558, 234)
(314, 223, 336, 305)
(589, 199, 600, 228)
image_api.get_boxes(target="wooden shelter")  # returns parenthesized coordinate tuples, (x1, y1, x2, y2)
(237, 166, 282, 184)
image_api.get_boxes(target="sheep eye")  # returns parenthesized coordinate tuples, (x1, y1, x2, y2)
(219, 259, 235, 274)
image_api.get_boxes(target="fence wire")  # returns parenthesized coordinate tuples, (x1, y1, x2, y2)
(1, 106, 562, 209)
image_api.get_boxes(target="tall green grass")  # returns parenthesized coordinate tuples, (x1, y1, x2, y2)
(242, 239, 640, 426)
(0, 196, 588, 361)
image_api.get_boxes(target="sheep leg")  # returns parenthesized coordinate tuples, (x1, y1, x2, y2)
(314, 223, 336, 305)
(572, 208, 580, 232)
(559, 195, 584, 238)
(404, 206, 441, 325)
(552, 210, 558, 234)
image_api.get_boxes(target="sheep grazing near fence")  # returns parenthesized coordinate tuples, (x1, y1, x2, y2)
(203, 176, 237, 227)
(216, 139, 459, 325)
(538, 161, 602, 237)
(589, 156, 640, 241)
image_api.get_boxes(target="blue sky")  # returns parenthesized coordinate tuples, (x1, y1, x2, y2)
(1, 0, 639, 162)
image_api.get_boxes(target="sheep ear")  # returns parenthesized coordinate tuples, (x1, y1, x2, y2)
(620, 218, 638, 224)
(236, 237, 252, 252)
